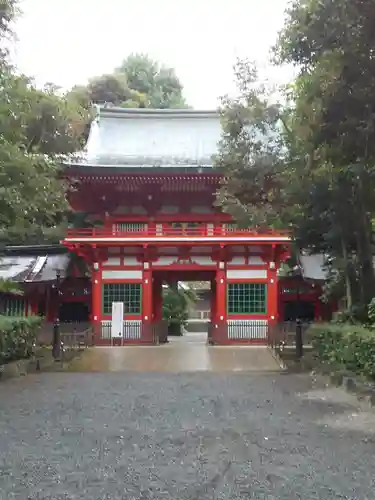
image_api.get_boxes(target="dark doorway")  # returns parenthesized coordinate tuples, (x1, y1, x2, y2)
(59, 302, 89, 323)
(283, 301, 315, 322)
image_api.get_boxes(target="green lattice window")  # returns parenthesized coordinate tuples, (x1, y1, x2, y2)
(102, 283, 142, 315)
(227, 283, 267, 315)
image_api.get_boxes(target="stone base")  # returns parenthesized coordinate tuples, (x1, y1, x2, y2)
(329, 371, 375, 408)
(0, 359, 29, 380)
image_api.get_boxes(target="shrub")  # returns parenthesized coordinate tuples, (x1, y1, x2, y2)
(311, 323, 375, 380)
(0, 315, 43, 365)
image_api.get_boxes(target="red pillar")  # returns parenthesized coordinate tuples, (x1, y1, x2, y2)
(314, 300, 322, 321)
(153, 276, 163, 321)
(142, 265, 153, 343)
(91, 264, 102, 343)
(215, 264, 228, 344)
(267, 264, 278, 327)
(210, 278, 217, 323)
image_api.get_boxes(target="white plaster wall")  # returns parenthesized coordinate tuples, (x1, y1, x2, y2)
(247, 256, 264, 265)
(227, 269, 267, 279)
(102, 270, 142, 280)
(228, 256, 245, 266)
(192, 256, 215, 266)
(123, 256, 139, 266)
(153, 256, 176, 266)
(102, 257, 121, 266)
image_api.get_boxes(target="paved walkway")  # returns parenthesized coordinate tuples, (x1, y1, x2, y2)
(1, 371, 375, 499)
(70, 332, 282, 373)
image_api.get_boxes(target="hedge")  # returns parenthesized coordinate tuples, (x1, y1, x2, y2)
(311, 323, 375, 380)
(0, 315, 43, 365)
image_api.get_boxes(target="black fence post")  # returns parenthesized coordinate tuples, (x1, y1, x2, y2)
(295, 318, 303, 359)
(52, 269, 61, 361)
(52, 319, 61, 360)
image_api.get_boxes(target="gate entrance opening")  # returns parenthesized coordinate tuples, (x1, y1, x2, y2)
(153, 271, 214, 344)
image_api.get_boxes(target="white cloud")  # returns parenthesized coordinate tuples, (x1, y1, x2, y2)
(12, 0, 293, 108)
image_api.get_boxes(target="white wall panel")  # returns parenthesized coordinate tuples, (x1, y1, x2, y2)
(227, 269, 267, 279)
(102, 270, 142, 280)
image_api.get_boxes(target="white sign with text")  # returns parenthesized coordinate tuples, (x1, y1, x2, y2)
(111, 302, 124, 339)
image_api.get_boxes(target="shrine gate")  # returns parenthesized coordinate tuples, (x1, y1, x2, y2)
(62, 107, 291, 345)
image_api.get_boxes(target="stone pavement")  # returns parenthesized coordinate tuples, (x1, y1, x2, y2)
(69, 332, 282, 373)
(1, 334, 375, 499)
(1, 371, 375, 499)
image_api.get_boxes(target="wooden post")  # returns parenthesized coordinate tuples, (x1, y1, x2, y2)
(267, 264, 278, 327)
(210, 278, 217, 323)
(142, 265, 153, 343)
(91, 264, 102, 344)
(215, 264, 227, 344)
(153, 277, 163, 322)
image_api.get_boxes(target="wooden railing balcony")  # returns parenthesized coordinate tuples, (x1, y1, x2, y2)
(64, 226, 291, 240)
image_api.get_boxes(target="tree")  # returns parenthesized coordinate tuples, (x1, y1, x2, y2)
(214, 59, 288, 230)
(217, 1, 375, 318)
(117, 54, 187, 108)
(275, 0, 375, 313)
(162, 284, 197, 336)
(70, 53, 188, 109)
(0, 0, 17, 61)
(0, 2, 90, 246)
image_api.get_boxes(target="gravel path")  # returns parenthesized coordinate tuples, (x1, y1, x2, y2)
(1, 372, 375, 499)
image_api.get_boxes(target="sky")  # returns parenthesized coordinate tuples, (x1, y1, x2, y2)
(12, 0, 294, 109)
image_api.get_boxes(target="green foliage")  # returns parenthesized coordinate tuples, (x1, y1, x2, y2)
(215, 60, 287, 230)
(275, 0, 375, 308)
(217, 1, 375, 314)
(0, 315, 43, 364)
(162, 286, 190, 328)
(367, 298, 375, 325)
(70, 53, 188, 110)
(311, 323, 375, 380)
(0, 278, 22, 295)
(0, 2, 90, 246)
(0, 0, 18, 61)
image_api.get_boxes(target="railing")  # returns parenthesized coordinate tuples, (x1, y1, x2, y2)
(65, 226, 290, 239)
(61, 327, 94, 349)
(207, 320, 269, 344)
(101, 320, 142, 341)
(227, 319, 268, 340)
(100, 320, 167, 344)
(268, 321, 314, 357)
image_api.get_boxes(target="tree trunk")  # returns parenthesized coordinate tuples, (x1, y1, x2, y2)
(354, 172, 375, 307)
(341, 235, 353, 310)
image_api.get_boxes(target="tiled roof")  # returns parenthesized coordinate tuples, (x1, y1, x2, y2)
(0, 254, 70, 283)
(67, 107, 222, 169)
(299, 254, 328, 281)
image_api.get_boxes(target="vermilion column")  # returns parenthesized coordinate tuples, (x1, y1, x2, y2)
(314, 300, 322, 321)
(91, 264, 102, 343)
(215, 265, 228, 344)
(152, 276, 163, 321)
(142, 265, 153, 343)
(210, 278, 217, 323)
(267, 264, 278, 326)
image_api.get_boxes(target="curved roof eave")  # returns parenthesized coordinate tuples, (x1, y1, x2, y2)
(96, 106, 220, 120)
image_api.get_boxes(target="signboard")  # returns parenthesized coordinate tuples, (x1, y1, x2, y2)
(111, 302, 124, 339)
